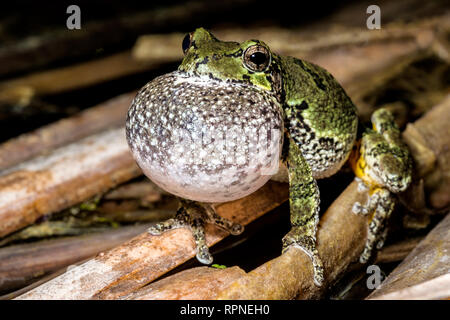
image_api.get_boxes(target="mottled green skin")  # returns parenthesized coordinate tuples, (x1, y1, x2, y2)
(143, 28, 412, 286)
(352, 108, 412, 263)
(360, 109, 412, 193)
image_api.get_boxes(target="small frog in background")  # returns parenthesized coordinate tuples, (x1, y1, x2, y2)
(126, 28, 412, 286)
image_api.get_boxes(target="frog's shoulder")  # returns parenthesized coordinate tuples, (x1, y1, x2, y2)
(277, 55, 359, 178)
(277, 55, 350, 107)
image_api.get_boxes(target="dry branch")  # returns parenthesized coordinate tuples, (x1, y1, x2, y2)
(15, 181, 288, 300)
(0, 92, 134, 172)
(216, 181, 367, 300)
(123, 266, 246, 300)
(103, 180, 168, 202)
(0, 224, 150, 294)
(368, 274, 450, 300)
(402, 95, 450, 210)
(0, 128, 141, 238)
(368, 213, 450, 300)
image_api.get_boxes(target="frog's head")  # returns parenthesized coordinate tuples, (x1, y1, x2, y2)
(179, 28, 282, 98)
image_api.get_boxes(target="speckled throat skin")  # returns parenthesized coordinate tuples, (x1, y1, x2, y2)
(126, 71, 283, 202)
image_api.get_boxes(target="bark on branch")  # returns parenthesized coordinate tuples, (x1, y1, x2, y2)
(368, 213, 450, 300)
(0, 92, 135, 172)
(15, 181, 288, 299)
(0, 128, 141, 238)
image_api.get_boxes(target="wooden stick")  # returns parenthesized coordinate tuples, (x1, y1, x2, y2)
(402, 95, 450, 210)
(122, 266, 246, 300)
(368, 274, 450, 300)
(0, 258, 91, 300)
(0, 127, 141, 238)
(0, 224, 150, 294)
(368, 213, 450, 300)
(15, 181, 288, 300)
(375, 237, 423, 264)
(0, 92, 135, 172)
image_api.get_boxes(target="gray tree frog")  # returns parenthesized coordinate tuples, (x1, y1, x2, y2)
(125, 28, 412, 286)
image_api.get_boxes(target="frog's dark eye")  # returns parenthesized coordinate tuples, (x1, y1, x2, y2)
(182, 33, 193, 54)
(243, 45, 271, 72)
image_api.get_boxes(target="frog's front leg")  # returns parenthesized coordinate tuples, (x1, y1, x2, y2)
(281, 137, 324, 286)
(352, 108, 412, 263)
(148, 199, 244, 264)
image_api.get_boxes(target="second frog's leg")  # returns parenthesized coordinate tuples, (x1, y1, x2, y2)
(351, 108, 412, 263)
(281, 137, 324, 286)
(148, 199, 243, 264)
(353, 188, 395, 263)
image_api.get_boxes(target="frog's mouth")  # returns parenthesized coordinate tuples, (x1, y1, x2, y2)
(126, 71, 285, 202)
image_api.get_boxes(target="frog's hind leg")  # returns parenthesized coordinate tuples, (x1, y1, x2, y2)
(148, 199, 244, 264)
(351, 108, 412, 264)
(281, 137, 324, 286)
(353, 188, 395, 263)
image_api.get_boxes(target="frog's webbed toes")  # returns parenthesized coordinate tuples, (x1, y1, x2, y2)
(148, 201, 213, 264)
(148, 199, 243, 265)
(282, 227, 324, 287)
(352, 201, 369, 216)
(201, 203, 244, 235)
(147, 201, 192, 235)
(148, 216, 185, 235)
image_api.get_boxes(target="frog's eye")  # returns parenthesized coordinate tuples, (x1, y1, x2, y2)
(243, 45, 271, 72)
(182, 33, 193, 54)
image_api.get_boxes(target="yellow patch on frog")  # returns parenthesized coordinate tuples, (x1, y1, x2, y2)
(372, 122, 378, 132)
(349, 140, 382, 194)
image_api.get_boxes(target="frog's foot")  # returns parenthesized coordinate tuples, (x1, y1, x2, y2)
(282, 227, 324, 287)
(352, 187, 395, 263)
(148, 199, 243, 264)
